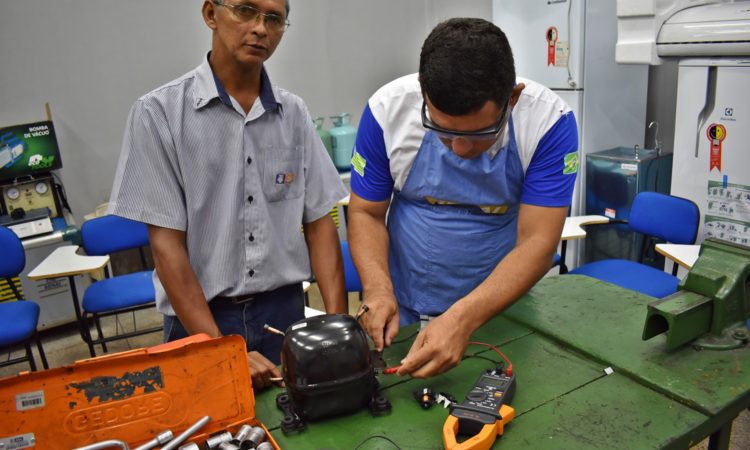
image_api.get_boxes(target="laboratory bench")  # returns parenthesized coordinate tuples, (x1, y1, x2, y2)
(254, 275, 750, 449)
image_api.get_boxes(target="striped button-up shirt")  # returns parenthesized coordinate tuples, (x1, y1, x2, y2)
(109, 54, 347, 315)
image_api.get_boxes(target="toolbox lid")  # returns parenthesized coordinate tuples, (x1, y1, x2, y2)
(0, 335, 259, 449)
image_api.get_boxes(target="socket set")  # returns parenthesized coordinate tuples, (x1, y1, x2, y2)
(1, 335, 279, 449)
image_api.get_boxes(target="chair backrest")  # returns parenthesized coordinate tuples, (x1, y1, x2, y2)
(0, 226, 25, 278)
(81, 215, 150, 256)
(341, 240, 363, 293)
(629, 192, 700, 245)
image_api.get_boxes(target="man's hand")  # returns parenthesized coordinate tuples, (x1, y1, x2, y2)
(396, 312, 471, 378)
(358, 293, 400, 352)
(247, 351, 283, 390)
(348, 192, 397, 351)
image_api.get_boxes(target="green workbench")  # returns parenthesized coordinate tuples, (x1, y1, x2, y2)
(255, 275, 750, 449)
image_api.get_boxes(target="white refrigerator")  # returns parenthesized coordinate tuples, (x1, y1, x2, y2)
(492, 0, 649, 266)
(672, 58, 750, 247)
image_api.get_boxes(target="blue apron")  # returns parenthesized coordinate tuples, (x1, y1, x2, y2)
(388, 117, 524, 325)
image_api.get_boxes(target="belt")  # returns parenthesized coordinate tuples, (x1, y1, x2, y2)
(212, 283, 301, 305)
(213, 293, 257, 305)
(419, 314, 439, 330)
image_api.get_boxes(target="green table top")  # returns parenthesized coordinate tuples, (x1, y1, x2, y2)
(504, 275, 750, 418)
(255, 276, 750, 449)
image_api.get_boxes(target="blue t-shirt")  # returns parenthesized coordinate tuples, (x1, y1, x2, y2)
(350, 73, 578, 207)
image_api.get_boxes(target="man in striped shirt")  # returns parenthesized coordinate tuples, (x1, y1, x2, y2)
(108, 0, 348, 389)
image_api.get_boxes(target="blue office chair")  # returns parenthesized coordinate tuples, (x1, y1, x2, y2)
(569, 192, 700, 298)
(341, 240, 363, 299)
(80, 215, 160, 357)
(0, 226, 49, 371)
(303, 241, 363, 310)
(552, 253, 565, 273)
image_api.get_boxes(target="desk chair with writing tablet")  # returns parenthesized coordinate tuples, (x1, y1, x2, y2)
(568, 192, 700, 298)
(80, 215, 160, 356)
(0, 226, 49, 371)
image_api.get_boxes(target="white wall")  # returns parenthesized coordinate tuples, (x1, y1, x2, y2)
(0, 0, 210, 222)
(0, 0, 491, 224)
(645, 62, 679, 154)
(266, 0, 426, 126)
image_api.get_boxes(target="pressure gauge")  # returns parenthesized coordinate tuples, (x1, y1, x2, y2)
(35, 182, 49, 195)
(6, 187, 20, 200)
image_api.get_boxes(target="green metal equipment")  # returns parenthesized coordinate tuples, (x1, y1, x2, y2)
(643, 238, 750, 351)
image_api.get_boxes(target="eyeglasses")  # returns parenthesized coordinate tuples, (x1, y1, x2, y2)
(213, 1, 290, 33)
(421, 100, 510, 142)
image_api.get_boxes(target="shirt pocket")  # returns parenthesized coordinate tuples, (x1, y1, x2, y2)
(259, 145, 304, 202)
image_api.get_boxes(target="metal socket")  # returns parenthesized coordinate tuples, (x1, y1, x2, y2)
(218, 442, 240, 450)
(205, 431, 233, 449)
(234, 425, 253, 442)
(245, 427, 266, 445)
(239, 441, 256, 450)
(177, 444, 200, 450)
(240, 441, 256, 450)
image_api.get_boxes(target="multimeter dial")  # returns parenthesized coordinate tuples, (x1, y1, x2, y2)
(6, 187, 20, 200)
(467, 390, 488, 402)
(35, 182, 49, 195)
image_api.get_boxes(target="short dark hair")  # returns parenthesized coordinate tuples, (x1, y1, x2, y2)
(419, 18, 515, 116)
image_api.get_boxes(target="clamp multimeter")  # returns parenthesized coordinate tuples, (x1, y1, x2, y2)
(443, 367, 516, 450)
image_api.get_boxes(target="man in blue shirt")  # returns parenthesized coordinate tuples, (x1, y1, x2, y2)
(349, 18, 578, 378)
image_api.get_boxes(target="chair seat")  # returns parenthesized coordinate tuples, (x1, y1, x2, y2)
(0, 301, 40, 346)
(569, 259, 680, 298)
(553, 253, 562, 267)
(82, 271, 156, 313)
(341, 241, 363, 293)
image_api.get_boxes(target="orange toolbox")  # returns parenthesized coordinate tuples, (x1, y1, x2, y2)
(0, 334, 280, 449)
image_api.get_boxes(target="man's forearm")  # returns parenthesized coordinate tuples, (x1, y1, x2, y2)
(304, 216, 347, 314)
(148, 226, 221, 338)
(447, 236, 555, 333)
(348, 202, 394, 299)
(447, 204, 567, 335)
(348, 194, 401, 350)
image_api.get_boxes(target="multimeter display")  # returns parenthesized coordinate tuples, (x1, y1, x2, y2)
(479, 375, 507, 389)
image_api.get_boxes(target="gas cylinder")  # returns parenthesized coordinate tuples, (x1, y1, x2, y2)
(329, 113, 357, 171)
(313, 117, 334, 161)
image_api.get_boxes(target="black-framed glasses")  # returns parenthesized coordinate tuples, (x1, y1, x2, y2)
(421, 100, 510, 142)
(213, 1, 290, 32)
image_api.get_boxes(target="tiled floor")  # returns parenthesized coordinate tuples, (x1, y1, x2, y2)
(0, 308, 165, 375)
(1, 285, 748, 449)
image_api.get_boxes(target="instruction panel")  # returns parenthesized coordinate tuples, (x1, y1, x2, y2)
(705, 180, 750, 245)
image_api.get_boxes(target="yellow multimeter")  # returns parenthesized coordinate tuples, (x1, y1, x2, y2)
(443, 369, 516, 450)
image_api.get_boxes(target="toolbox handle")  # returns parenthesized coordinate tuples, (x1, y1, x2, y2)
(73, 334, 213, 365)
